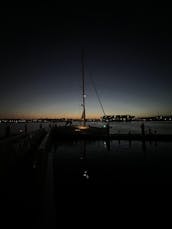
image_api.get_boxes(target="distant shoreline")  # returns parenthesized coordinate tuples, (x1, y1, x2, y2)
(0, 119, 172, 123)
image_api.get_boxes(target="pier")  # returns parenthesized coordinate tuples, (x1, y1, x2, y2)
(50, 125, 172, 142)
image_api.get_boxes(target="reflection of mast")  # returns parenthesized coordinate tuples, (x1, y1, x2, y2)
(81, 50, 86, 126)
(80, 141, 89, 180)
(80, 140, 86, 160)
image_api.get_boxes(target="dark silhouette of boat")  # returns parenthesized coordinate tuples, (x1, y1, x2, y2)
(52, 51, 109, 139)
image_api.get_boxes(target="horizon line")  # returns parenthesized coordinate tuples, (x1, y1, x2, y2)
(0, 114, 171, 120)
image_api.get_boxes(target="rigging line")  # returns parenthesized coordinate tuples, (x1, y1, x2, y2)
(83, 51, 106, 117)
(88, 71, 106, 117)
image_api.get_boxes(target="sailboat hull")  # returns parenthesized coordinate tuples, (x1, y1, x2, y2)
(51, 125, 109, 140)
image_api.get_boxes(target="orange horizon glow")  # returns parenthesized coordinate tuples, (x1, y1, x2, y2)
(0, 112, 101, 120)
(0, 111, 167, 119)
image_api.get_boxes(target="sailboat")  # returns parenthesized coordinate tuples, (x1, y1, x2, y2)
(74, 50, 109, 137)
(52, 51, 109, 139)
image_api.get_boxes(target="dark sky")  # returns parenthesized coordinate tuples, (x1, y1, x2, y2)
(0, 3, 172, 118)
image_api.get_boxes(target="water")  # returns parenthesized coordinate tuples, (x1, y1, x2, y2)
(99, 121, 172, 134)
(0, 121, 172, 138)
(1, 121, 172, 187)
(1, 123, 172, 227)
(109, 121, 172, 134)
(50, 139, 172, 184)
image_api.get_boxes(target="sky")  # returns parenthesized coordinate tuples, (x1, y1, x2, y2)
(0, 3, 172, 118)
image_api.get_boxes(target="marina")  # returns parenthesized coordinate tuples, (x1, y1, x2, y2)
(1, 124, 172, 226)
(1, 4, 172, 227)
(1, 120, 172, 139)
(1, 121, 172, 186)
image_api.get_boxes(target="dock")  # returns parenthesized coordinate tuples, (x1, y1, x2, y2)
(50, 125, 172, 142)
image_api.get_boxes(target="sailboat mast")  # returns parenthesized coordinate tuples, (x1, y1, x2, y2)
(81, 50, 86, 126)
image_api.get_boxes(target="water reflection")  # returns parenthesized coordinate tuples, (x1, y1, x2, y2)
(129, 139, 132, 148)
(103, 140, 110, 151)
(50, 137, 172, 185)
(83, 170, 89, 179)
(142, 140, 146, 153)
(80, 141, 89, 181)
(80, 139, 111, 182)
